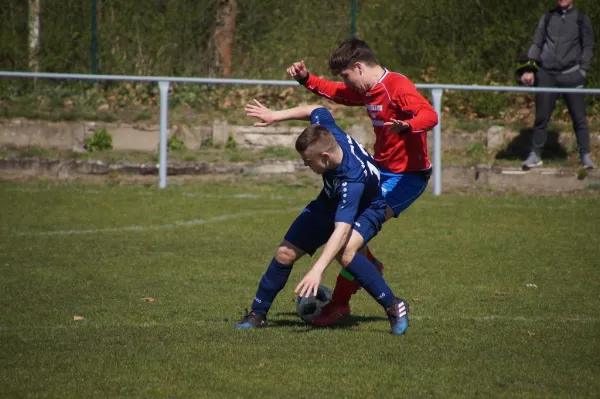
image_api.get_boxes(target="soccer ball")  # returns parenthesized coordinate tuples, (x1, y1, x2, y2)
(296, 284, 332, 324)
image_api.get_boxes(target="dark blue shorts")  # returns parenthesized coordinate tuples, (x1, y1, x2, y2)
(284, 199, 385, 256)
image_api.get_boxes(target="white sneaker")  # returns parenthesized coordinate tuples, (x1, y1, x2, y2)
(580, 153, 596, 169)
(522, 152, 543, 170)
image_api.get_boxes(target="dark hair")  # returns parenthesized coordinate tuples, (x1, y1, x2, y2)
(295, 125, 336, 153)
(328, 38, 379, 75)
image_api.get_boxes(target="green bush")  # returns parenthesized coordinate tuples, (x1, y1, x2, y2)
(226, 133, 237, 149)
(133, 108, 154, 122)
(167, 135, 186, 152)
(465, 141, 490, 165)
(202, 136, 214, 148)
(21, 146, 46, 158)
(2, 0, 598, 121)
(84, 128, 113, 152)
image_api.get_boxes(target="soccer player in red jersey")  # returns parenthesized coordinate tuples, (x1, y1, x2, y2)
(287, 38, 438, 326)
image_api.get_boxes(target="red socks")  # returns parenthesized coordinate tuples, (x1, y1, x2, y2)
(331, 247, 382, 306)
(331, 273, 360, 305)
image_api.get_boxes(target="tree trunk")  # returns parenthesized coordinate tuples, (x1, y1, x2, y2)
(211, 0, 237, 77)
(97, 0, 103, 22)
(28, 0, 41, 77)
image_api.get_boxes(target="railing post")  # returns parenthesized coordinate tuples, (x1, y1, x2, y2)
(431, 89, 443, 196)
(158, 81, 170, 189)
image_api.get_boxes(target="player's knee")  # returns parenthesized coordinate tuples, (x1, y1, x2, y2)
(339, 248, 357, 268)
(274, 241, 303, 264)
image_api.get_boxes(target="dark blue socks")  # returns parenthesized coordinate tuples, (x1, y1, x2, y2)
(250, 253, 393, 315)
(251, 258, 293, 315)
(345, 253, 395, 309)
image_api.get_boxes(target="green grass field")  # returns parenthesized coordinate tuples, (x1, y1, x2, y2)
(1, 178, 599, 398)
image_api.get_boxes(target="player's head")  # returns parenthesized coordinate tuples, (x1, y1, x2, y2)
(295, 125, 338, 174)
(329, 38, 379, 93)
(558, 0, 574, 9)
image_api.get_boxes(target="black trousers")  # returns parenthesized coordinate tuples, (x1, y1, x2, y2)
(532, 68, 590, 155)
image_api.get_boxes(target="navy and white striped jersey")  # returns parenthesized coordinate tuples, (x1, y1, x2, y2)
(310, 107, 386, 224)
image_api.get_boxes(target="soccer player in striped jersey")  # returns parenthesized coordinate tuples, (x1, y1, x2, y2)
(235, 101, 409, 336)
(287, 38, 438, 326)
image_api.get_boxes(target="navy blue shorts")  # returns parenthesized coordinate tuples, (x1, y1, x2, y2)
(284, 199, 385, 256)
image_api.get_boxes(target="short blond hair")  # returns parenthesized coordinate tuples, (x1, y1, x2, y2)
(295, 125, 337, 153)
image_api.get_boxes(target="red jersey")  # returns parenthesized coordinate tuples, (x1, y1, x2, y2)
(303, 69, 438, 173)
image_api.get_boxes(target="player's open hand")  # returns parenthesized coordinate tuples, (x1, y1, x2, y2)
(286, 60, 308, 81)
(295, 268, 322, 299)
(384, 118, 412, 134)
(245, 99, 276, 127)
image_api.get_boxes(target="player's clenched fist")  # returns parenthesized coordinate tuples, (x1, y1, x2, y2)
(521, 72, 535, 87)
(286, 60, 308, 80)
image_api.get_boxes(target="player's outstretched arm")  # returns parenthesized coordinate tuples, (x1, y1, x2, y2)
(245, 99, 321, 127)
(286, 60, 363, 106)
(295, 222, 353, 298)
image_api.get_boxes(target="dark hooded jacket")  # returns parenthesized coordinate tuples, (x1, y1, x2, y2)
(527, 6, 594, 74)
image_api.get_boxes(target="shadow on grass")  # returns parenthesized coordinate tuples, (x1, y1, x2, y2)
(495, 128, 568, 161)
(272, 312, 387, 330)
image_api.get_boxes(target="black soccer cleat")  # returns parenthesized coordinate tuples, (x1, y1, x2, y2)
(234, 309, 267, 329)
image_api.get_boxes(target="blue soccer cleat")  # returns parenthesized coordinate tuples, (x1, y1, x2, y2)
(386, 298, 409, 336)
(234, 310, 267, 330)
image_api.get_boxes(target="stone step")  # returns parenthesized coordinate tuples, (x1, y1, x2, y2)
(443, 164, 600, 193)
(2, 118, 599, 153)
(1, 157, 598, 194)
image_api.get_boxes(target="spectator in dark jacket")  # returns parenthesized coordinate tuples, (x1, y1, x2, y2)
(521, 0, 595, 170)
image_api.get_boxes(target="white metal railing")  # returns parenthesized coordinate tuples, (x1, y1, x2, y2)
(2, 71, 600, 195)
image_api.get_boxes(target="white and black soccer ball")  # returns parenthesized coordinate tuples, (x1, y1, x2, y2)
(296, 284, 332, 324)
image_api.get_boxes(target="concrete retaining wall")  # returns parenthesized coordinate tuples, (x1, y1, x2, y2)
(4, 117, 597, 154)
(1, 157, 598, 194)
(2, 118, 599, 193)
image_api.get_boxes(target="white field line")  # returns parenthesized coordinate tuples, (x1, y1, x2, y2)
(3, 207, 302, 237)
(4, 187, 314, 201)
(4, 187, 586, 209)
(4, 187, 592, 210)
(4, 187, 293, 199)
(0, 314, 598, 331)
(181, 193, 299, 200)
